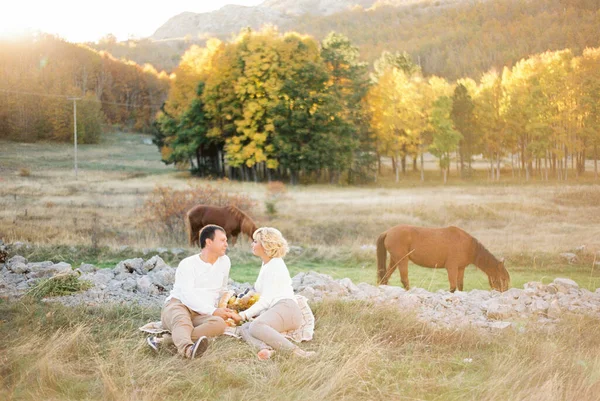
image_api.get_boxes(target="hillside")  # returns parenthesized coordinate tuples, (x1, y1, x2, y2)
(0, 35, 170, 143)
(91, 0, 600, 80)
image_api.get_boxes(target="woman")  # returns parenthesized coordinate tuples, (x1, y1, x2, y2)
(234, 227, 314, 360)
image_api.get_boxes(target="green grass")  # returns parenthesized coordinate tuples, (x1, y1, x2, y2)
(0, 131, 172, 174)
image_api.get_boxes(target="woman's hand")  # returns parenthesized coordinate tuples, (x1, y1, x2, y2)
(228, 311, 243, 323)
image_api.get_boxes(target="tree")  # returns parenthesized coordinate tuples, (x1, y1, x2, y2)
(273, 37, 357, 184)
(321, 32, 374, 183)
(451, 83, 477, 177)
(368, 67, 425, 182)
(429, 96, 462, 183)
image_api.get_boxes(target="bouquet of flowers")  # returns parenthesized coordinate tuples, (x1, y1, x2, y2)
(218, 288, 260, 326)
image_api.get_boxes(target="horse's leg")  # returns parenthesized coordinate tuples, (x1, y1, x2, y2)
(191, 223, 200, 247)
(445, 265, 458, 293)
(230, 235, 238, 247)
(398, 257, 410, 290)
(381, 255, 397, 285)
(457, 266, 467, 292)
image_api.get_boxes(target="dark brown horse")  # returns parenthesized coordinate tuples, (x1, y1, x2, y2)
(377, 225, 510, 292)
(186, 205, 258, 247)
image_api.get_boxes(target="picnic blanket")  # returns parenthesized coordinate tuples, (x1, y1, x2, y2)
(139, 295, 315, 343)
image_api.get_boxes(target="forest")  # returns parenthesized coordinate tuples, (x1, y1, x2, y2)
(0, 35, 169, 143)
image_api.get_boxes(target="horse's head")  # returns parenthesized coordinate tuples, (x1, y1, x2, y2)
(241, 216, 258, 238)
(488, 258, 510, 292)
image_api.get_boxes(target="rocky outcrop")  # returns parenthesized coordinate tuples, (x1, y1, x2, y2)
(152, 6, 292, 40)
(150, 0, 469, 41)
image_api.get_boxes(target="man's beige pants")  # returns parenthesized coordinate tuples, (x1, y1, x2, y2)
(161, 298, 227, 356)
(240, 298, 302, 352)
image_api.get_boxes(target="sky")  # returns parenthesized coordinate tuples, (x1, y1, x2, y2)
(0, 1, 265, 43)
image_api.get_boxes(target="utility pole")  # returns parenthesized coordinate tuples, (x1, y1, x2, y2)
(68, 97, 81, 178)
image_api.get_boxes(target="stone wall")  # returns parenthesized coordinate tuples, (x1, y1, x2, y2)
(2, 253, 599, 331)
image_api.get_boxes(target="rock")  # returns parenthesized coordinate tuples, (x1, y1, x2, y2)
(547, 299, 561, 319)
(560, 253, 577, 264)
(121, 277, 138, 291)
(7, 255, 28, 269)
(359, 244, 376, 251)
(524, 281, 547, 293)
(338, 277, 360, 294)
(136, 276, 158, 295)
(379, 285, 406, 299)
(27, 261, 54, 272)
(485, 299, 516, 320)
(142, 255, 167, 273)
(46, 262, 73, 276)
(356, 282, 380, 298)
(115, 258, 144, 275)
(500, 288, 525, 299)
(170, 248, 185, 256)
(530, 299, 550, 314)
(8, 262, 29, 274)
(91, 269, 115, 285)
(572, 245, 586, 253)
(155, 247, 169, 255)
(148, 266, 175, 290)
(292, 271, 346, 295)
(297, 286, 316, 300)
(78, 263, 98, 273)
(551, 278, 579, 292)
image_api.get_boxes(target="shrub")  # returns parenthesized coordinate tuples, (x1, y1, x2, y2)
(18, 168, 31, 177)
(264, 181, 287, 217)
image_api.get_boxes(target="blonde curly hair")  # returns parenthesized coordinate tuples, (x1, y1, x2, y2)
(253, 227, 289, 259)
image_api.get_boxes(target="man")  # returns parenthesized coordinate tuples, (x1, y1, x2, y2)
(148, 224, 240, 359)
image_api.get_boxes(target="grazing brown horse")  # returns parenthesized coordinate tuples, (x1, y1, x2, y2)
(186, 205, 258, 247)
(377, 225, 510, 292)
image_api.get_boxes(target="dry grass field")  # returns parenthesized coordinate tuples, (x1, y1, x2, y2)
(1, 132, 599, 289)
(1, 132, 600, 400)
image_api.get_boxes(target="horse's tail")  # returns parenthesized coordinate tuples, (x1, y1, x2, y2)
(185, 207, 194, 246)
(376, 232, 388, 285)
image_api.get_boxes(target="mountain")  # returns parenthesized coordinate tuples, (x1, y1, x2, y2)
(150, 0, 466, 40)
(152, 5, 292, 40)
(258, 0, 377, 16)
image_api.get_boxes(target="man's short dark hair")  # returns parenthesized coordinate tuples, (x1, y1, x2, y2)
(199, 225, 226, 248)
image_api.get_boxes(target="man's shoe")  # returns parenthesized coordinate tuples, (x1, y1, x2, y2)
(190, 336, 209, 359)
(146, 336, 160, 352)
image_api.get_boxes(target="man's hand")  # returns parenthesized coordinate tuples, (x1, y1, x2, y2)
(213, 308, 242, 323)
(212, 308, 232, 320)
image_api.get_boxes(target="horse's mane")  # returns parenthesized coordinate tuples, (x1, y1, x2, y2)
(225, 205, 252, 223)
(473, 239, 500, 271)
(226, 205, 257, 237)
